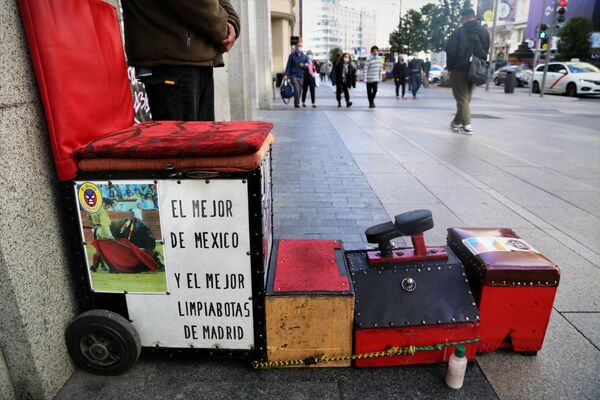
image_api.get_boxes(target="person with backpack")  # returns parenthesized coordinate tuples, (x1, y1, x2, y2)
(333, 53, 356, 108)
(445, 7, 490, 135)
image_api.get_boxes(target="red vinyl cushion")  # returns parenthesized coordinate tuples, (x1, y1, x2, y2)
(274, 239, 349, 293)
(18, 0, 134, 180)
(75, 121, 274, 159)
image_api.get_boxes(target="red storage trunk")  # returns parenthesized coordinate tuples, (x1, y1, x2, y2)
(347, 249, 480, 367)
(447, 228, 560, 354)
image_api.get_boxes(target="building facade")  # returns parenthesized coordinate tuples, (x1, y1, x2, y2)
(301, 0, 376, 61)
(479, 0, 531, 60)
(271, 0, 297, 74)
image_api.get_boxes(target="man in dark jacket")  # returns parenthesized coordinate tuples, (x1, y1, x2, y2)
(407, 53, 424, 99)
(392, 56, 408, 99)
(445, 7, 490, 135)
(122, 1, 240, 121)
(284, 41, 309, 108)
(333, 54, 356, 108)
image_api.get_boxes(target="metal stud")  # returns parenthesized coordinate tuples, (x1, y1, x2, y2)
(451, 317, 456, 322)
(422, 320, 426, 325)
(465, 317, 470, 321)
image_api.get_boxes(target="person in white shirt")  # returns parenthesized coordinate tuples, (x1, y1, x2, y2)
(365, 46, 382, 108)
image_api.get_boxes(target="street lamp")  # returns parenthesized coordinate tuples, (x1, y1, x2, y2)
(391, 1, 403, 25)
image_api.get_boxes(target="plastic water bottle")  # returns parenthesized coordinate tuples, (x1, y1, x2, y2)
(445, 345, 467, 389)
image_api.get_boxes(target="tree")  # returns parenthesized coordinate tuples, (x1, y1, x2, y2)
(390, 9, 426, 54)
(558, 17, 593, 61)
(389, 0, 470, 54)
(329, 47, 343, 64)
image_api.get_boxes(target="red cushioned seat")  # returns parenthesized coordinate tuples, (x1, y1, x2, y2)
(19, 0, 274, 179)
(75, 120, 273, 159)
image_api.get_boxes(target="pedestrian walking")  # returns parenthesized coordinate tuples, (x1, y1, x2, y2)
(333, 53, 356, 108)
(122, 0, 240, 121)
(284, 41, 308, 108)
(445, 7, 490, 135)
(424, 58, 432, 86)
(392, 56, 408, 100)
(302, 51, 318, 108)
(320, 61, 328, 81)
(365, 46, 382, 108)
(407, 53, 424, 99)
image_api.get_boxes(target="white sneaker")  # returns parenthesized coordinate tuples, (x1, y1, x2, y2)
(458, 125, 474, 135)
(450, 122, 461, 131)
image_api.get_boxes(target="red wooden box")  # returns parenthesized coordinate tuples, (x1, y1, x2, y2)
(447, 228, 560, 354)
(347, 249, 480, 367)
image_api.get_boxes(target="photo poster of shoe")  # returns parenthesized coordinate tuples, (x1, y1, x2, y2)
(75, 180, 167, 294)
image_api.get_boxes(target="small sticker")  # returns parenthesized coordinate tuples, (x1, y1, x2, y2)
(462, 236, 539, 256)
(78, 182, 103, 213)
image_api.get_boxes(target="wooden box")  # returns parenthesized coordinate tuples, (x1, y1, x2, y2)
(447, 227, 560, 353)
(265, 239, 354, 367)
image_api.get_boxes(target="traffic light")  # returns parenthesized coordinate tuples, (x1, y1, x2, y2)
(538, 24, 549, 49)
(538, 24, 548, 39)
(557, 0, 568, 24)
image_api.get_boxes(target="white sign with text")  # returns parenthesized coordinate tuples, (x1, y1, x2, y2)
(126, 179, 254, 349)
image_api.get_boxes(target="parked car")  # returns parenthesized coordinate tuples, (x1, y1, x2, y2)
(493, 65, 532, 87)
(439, 67, 450, 87)
(428, 65, 443, 84)
(532, 61, 600, 97)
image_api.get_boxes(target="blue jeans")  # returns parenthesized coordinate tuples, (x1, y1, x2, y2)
(410, 74, 421, 97)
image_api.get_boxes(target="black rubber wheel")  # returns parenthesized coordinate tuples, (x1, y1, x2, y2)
(65, 309, 141, 375)
(566, 82, 577, 97)
(494, 78, 500, 86)
(532, 81, 540, 93)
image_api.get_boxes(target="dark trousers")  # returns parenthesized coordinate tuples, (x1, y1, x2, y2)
(290, 76, 304, 106)
(395, 79, 406, 97)
(366, 82, 378, 105)
(450, 71, 474, 125)
(409, 74, 421, 97)
(302, 77, 316, 104)
(336, 83, 350, 104)
(142, 65, 214, 121)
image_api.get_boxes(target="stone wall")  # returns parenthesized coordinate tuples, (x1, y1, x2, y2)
(0, 2, 79, 399)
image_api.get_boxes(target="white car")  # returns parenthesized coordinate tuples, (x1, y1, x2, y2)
(428, 65, 443, 84)
(532, 62, 600, 97)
